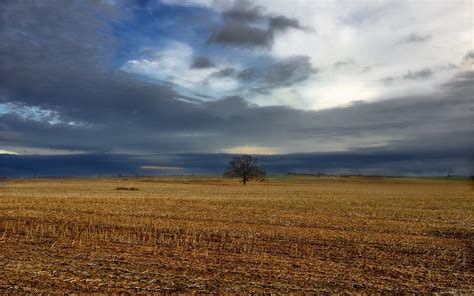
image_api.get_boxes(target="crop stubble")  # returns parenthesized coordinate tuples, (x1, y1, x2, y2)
(0, 177, 472, 293)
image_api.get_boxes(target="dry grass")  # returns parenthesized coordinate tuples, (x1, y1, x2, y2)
(0, 176, 472, 293)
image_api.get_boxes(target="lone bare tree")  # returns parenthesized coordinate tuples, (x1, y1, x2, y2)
(224, 155, 266, 185)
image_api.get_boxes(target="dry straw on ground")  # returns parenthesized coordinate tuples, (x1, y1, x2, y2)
(0, 176, 472, 293)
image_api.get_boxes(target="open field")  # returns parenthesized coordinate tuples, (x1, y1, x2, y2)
(0, 176, 472, 293)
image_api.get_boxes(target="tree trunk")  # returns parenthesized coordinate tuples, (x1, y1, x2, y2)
(243, 178, 246, 185)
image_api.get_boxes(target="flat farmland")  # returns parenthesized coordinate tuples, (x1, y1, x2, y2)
(0, 177, 472, 293)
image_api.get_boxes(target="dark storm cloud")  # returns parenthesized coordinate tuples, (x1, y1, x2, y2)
(202, 96, 251, 113)
(206, 1, 305, 48)
(222, 1, 264, 22)
(440, 70, 474, 97)
(259, 149, 473, 175)
(237, 56, 317, 91)
(402, 68, 434, 80)
(268, 16, 303, 31)
(293, 84, 473, 142)
(1, 68, 473, 175)
(0, 0, 220, 152)
(190, 56, 215, 69)
(0, 0, 213, 129)
(206, 56, 317, 91)
(0, 1, 473, 176)
(207, 20, 273, 48)
(2, 149, 472, 177)
(0, 154, 145, 177)
(397, 33, 431, 44)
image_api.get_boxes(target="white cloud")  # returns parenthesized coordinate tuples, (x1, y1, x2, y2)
(125, 1, 471, 111)
(0, 145, 95, 155)
(122, 41, 241, 99)
(250, 0, 472, 110)
(123, 42, 200, 85)
(221, 145, 280, 155)
(0, 149, 18, 155)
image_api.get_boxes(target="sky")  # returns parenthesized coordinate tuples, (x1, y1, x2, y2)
(0, 0, 473, 176)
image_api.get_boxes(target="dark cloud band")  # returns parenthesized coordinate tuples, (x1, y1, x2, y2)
(206, 1, 306, 48)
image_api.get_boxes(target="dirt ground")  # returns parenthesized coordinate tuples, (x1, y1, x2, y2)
(0, 176, 472, 293)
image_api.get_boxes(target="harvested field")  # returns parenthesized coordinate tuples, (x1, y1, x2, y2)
(0, 177, 472, 293)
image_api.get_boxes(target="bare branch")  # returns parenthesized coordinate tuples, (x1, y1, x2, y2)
(224, 155, 266, 185)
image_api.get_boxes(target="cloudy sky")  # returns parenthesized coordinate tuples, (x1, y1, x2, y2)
(0, 0, 473, 176)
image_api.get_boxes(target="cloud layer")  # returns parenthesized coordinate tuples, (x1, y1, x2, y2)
(0, 0, 472, 175)
(207, 1, 305, 48)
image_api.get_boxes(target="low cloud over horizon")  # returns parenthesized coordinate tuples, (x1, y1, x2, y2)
(0, 0, 473, 176)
